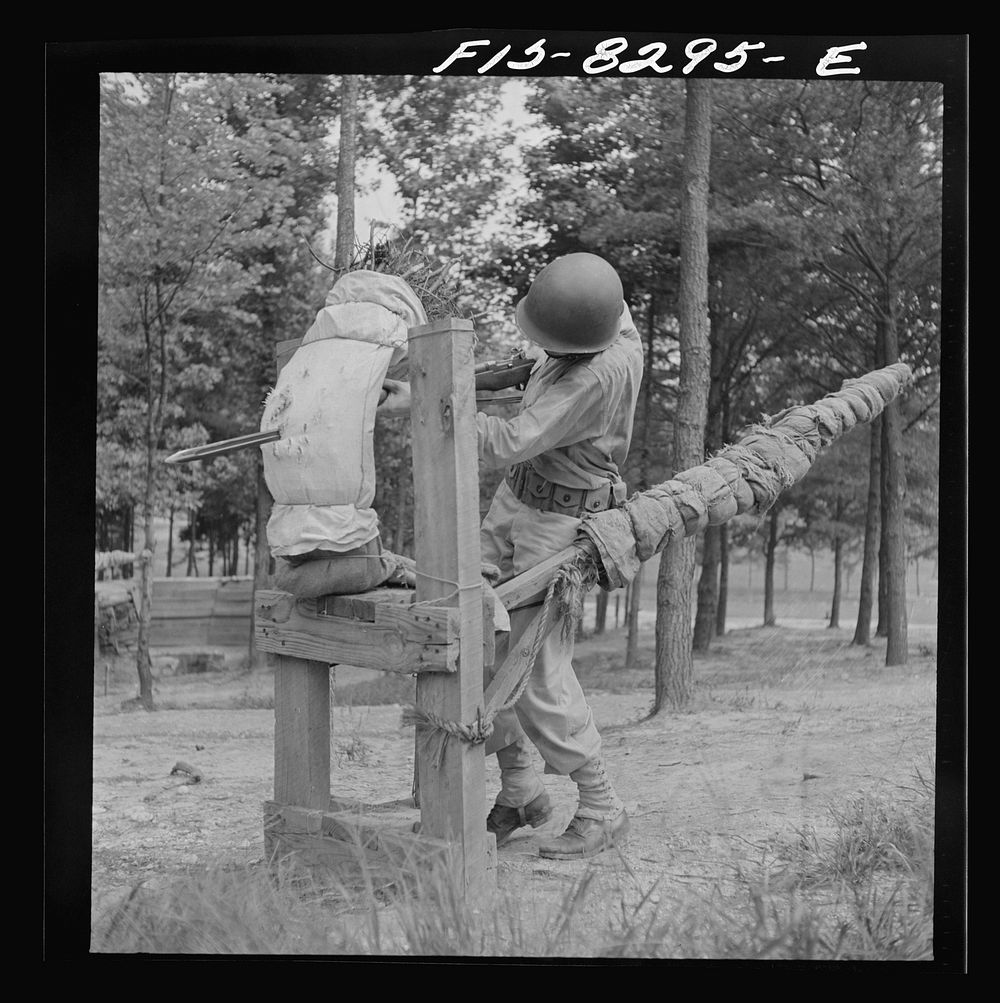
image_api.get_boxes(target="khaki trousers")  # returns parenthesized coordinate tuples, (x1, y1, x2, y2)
(480, 480, 602, 777)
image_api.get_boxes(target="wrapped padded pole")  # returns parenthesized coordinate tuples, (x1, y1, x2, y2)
(496, 362, 914, 610)
(414, 362, 915, 746)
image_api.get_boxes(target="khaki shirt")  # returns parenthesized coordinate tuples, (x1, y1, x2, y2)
(476, 306, 644, 490)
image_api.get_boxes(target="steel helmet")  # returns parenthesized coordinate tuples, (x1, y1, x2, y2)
(515, 252, 624, 354)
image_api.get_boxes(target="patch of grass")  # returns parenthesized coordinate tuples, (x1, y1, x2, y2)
(91, 856, 373, 955)
(231, 690, 274, 710)
(335, 735, 374, 767)
(333, 674, 415, 708)
(787, 779, 935, 888)
(93, 776, 936, 960)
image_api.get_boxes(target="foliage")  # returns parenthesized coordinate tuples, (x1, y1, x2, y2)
(783, 429, 870, 558)
(98, 72, 337, 545)
(362, 75, 519, 317)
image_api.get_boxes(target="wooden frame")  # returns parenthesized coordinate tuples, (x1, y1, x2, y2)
(258, 318, 495, 895)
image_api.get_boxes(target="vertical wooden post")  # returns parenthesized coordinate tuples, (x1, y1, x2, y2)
(274, 656, 331, 809)
(409, 318, 488, 892)
(269, 339, 330, 813)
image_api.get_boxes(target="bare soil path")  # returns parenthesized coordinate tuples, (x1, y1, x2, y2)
(90, 623, 938, 952)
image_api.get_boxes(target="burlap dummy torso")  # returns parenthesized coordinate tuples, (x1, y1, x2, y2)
(260, 271, 427, 577)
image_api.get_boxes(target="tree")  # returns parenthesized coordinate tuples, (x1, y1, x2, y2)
(653, 80, 713, 713)
(334, 76, 360, 270)
(99, 73, 321, 705)
(762, 505, 781, 627)
(739, 81, 943, 665)
(785, 430, 871, 628)
(499, 76, 688, 668)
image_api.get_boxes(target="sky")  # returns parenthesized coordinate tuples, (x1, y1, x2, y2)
(323, 79, 540, 250)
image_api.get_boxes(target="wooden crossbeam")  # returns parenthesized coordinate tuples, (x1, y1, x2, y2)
(483, 605, 547, 719)
(264, 801, 452, 877)
(255, 588, 459, 673)
(493, 543, 594, 612)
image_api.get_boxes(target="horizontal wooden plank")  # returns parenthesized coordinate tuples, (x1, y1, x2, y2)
(255, 589, 458, 673)
(256, 622, 455, 673)
(263, 590, 455, 642)
(263, 801, 450, 876)
(154, 585, 220, 597)
(207, 622, 250, 646)
(319, 588, 413, 622)
(483, 605, 546, 717)
(494, 541, 597, 611)
(150, 622, 212, 646)
(153, 599, 224, 618)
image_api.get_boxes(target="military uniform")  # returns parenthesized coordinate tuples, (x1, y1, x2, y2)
(477, 302, 643, 851)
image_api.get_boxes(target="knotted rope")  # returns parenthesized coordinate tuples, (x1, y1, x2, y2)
(401, 561, 590, 766)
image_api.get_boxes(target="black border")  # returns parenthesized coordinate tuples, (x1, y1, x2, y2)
(45, 33, 968, 968)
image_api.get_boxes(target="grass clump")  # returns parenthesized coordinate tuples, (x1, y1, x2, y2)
(92, 758, 937, 961)
(788, 771, 935, 888)
(91, 857, 372, 955)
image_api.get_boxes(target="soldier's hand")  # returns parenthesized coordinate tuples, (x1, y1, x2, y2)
(377, 379, 412, 417)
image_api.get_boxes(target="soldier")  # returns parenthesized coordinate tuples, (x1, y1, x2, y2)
(381, 252, 643, 859)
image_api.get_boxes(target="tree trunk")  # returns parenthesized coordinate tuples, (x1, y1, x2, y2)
(625, 565, 643, 669)
(692, 525, 720, 651)
(880, 405, 909, 661)
(594, 590, 608, 635)
(853, 420, 881, 645)
(875, 517, 889, 636)
(208, 528, 215, 577)
(126, 505, 135, 578)
(829, 497, 845, 629)
(134, 517, 156, 711)
(809, 546, 816, 592)
(334, 76, 359, 270)
(186, 509, 198, 576)
(692, 328, 724, 652)
(653, 79, 713, 713)
(715, 523, 728, 636)
(655, 539, 698, 710)
(763, 507, 778, 627)
(166, 504, 174, 578)
(879, 302, 909, 665)
(829, 535, 843, 628)
(134, 313, 161, 710)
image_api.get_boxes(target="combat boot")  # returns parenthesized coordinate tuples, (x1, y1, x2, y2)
(487, 790, 554, 848)
(487, 740, 553, 848)
(538, 755, 628, 860)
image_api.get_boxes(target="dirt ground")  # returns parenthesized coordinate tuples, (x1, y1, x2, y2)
(90, 621, 939, 954)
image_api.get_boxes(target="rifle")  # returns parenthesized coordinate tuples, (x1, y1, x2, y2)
(164, 350, 536, 465)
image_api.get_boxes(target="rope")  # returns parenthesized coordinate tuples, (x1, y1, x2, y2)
(401, 574, 561, 766)
(413, 569, 484, 599)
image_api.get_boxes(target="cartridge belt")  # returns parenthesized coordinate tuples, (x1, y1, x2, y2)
(506, 463, 626, 517)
